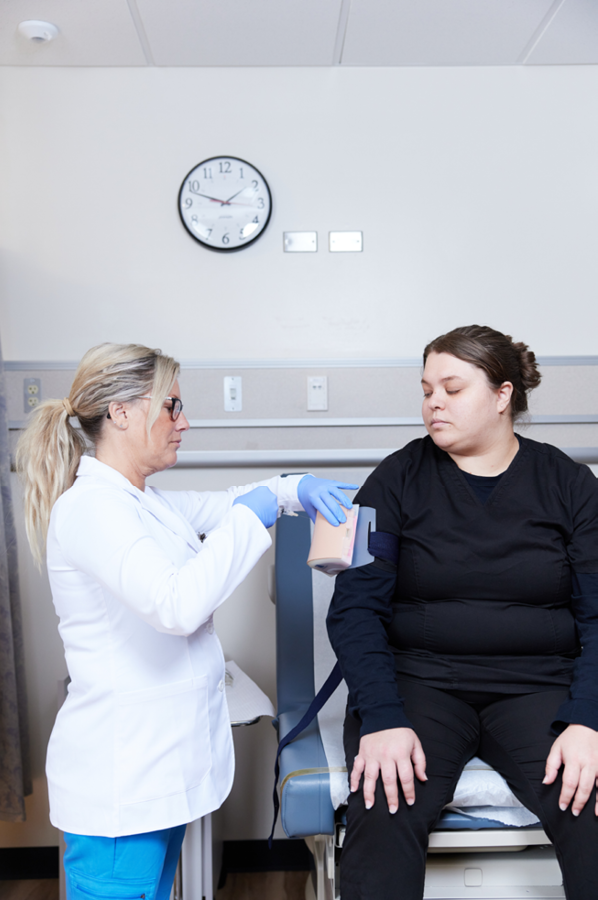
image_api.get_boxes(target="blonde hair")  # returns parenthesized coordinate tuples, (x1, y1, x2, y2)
(16, 343, 180, 566)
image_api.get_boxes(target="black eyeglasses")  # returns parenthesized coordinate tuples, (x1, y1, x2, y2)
(165, 397, 183, 421)
(139, 395, 184, 421)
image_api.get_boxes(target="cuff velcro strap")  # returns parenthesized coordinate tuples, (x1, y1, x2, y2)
(368, 531, 399, 566)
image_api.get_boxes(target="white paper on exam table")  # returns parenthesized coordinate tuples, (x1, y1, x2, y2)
(224, 660, 275, 725)
(448, 805, 540, 826)
(447, 757, 540, 826)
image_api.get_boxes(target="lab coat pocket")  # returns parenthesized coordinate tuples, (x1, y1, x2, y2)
(115, 676, 212, 805)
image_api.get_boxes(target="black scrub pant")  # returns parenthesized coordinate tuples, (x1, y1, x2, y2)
(341, 679, 598, 900)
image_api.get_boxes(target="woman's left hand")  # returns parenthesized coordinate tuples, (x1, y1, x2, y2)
(297, 475, 359, 526)
(544, 724, 598, 816)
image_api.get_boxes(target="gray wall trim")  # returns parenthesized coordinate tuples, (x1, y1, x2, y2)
(529, 415, 598, 424)
(4, 359, 421, 371)
(5, 355, 598, 372)
(536, 356, 598, 366)
(181, 414, 598, 427)
(183, 416, 423, 428)
(172, 447, 598, 469)
(8, 414, 598, 431)
(5, 361, 81, 371)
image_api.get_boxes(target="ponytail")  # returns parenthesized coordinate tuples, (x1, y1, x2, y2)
(16, 399, 86, 567)
(16, 343, 180, 567)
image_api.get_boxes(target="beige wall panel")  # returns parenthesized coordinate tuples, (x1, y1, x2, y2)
(529, 365, 598, 415)
(6, 363, 598, 426)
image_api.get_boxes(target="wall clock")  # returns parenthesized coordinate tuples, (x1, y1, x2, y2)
(178, 156, 272, 252)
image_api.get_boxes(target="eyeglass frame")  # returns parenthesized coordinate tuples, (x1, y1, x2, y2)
(140, 395, 184, 421)
(106, 395, 184, 421)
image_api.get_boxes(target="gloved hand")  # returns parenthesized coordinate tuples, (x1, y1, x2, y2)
(297, 475, 359, 526)
(233, 486, 279, 529)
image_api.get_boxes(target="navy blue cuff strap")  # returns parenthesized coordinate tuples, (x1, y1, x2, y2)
(269, 662, 343, 847)
(368, 531, 399, 566)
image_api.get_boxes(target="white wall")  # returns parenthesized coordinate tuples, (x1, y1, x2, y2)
(1, 63, 598, 847)
(1, 66, 598, 363)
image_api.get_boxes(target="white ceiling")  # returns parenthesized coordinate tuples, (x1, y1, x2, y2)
(0, 0, 597, 67)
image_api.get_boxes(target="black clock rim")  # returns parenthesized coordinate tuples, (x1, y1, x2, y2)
(177, 156, 272, 252)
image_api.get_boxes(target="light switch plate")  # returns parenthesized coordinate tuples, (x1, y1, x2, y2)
(224, 376, 242, 412)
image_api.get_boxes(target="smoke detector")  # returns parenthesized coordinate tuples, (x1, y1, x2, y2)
(18, 21, 59, 42)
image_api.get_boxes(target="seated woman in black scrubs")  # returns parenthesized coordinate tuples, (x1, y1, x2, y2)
(327, 325, 598, 900)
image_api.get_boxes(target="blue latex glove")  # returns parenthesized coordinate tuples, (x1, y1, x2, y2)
(233, 486, 279, 529)
(297, 475, 359, 526)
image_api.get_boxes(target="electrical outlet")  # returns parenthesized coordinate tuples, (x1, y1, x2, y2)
(307, 376, 328, 411)
(24, 377, 41, 413)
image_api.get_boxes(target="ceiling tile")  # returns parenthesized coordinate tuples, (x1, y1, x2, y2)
(526, 0, 598, 64)
(0, 0, 147, 66)
(136, 0, 343, 66)
(342, 0, 555, 66)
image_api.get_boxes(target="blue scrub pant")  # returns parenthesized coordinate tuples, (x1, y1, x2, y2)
(63, 825, 186, 900)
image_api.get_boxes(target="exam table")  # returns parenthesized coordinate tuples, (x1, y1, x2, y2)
(274, 511, 565, 900)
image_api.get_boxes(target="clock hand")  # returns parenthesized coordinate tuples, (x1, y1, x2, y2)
(224, 187, 248, 204)
(191, 191, 228, 204)
(190, 190, 255, 208)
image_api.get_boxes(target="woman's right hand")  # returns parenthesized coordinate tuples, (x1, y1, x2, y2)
(233, 486, 279, 528)
(351, 727, 427, 813)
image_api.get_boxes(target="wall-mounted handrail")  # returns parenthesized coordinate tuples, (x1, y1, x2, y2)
(9, 414, 598, 431)
(172, 447, 598, 469)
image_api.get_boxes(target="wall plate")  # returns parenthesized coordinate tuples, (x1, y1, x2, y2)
(329, 231, 363, 252)
(24, 377, 41, 413)
(224, 376, 242, 412)
(283, 232, 317, 252)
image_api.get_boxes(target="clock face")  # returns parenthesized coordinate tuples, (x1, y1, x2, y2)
(178, 157, 272, 252)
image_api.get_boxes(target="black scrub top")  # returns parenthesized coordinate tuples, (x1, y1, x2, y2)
(326, 435, 598, 737)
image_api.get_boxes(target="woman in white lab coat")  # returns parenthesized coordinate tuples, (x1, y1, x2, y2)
(16, 343, 355, 900)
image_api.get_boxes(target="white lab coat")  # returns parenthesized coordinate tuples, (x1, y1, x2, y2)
(45, 455, 304, 837)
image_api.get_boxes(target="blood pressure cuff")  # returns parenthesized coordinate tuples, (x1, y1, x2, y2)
(351, 505, 399, 570)
(368, 530, 399, 568)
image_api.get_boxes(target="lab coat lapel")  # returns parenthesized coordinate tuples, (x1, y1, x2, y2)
(138, 488, 201, 553)
(76, 456, 200, 553)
